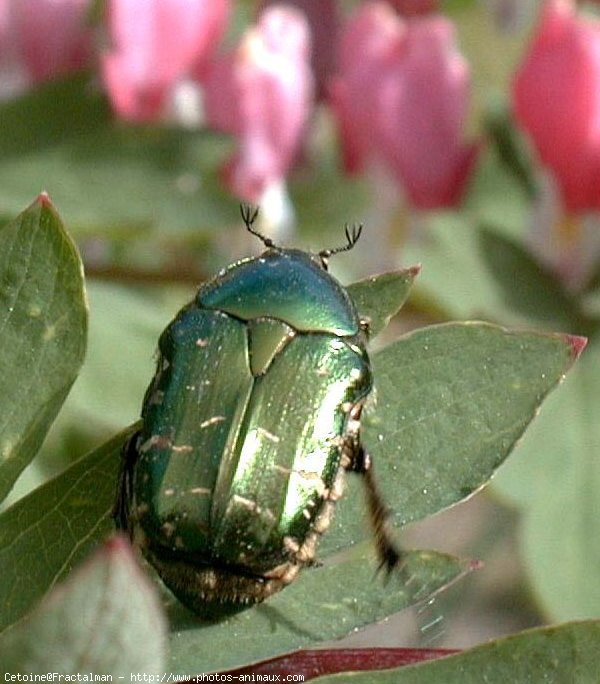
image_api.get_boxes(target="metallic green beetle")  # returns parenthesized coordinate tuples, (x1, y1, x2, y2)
(115, 206, 401, 614)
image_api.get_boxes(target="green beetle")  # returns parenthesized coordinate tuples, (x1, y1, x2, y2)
(115, 206, 402, 614)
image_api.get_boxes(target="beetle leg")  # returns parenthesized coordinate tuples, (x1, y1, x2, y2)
(113, 430, 140, 536)
(350, 444, 406, 575)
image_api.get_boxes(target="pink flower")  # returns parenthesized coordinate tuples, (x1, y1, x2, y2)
(331, 2, 478, 209)
(513, 0, 600, 212)
(102, 0, 229, 122)
(257, 0, 339, 98)
(203, 6, 313, 202)
(7, 0, 92, 82)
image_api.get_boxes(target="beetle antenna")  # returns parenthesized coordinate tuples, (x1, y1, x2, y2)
(319, 222, 363, 262)
(240, 204, 276, 248)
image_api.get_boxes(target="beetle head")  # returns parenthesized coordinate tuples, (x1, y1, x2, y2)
(240, 203, 363, 272)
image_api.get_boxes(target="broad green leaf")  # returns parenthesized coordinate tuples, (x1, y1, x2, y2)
(494, 338, 600, 620)
(0, 426, 131, 631)
(347, 267, 420, 339)
(0, 535, 167, 676)
(312, 621, 600, 683)
(321, 322, 582, 555)
(0, 195, 87, 501)
(167, 548, 474, 674)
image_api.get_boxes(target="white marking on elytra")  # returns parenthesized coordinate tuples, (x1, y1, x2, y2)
(171, 444, 193, 453)
(163, 488, 175, 496)
(196, 338, 209, 347)
(200, 416, 226, 429)
(257, 427, 280, 443)
(293, 472, 326, 496)
(233, 495, 259, 512)
(189, 487, 211, 496)
(139, 434, 172, 452)
(283, 536, 300, 554)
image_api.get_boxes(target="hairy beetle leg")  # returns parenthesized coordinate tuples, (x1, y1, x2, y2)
(113, 430, 140, 535)
(350, 445, 406, 576)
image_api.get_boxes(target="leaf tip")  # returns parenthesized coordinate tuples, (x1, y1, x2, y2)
(469, 558, 484, 572)
(566, 334, 587, 360)
(103, 532, 133, 556)
(408, 263, 422, 279)
(36, 191, 54, 208)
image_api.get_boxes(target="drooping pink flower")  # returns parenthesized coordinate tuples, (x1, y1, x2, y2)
(513, 0, 600, 212)
(8, 0, 92, 82)
(331, 2, 478, 209)
(102, 0, 229, 122)
(203, 6, 313, 201)
(257, 0, 339, 98)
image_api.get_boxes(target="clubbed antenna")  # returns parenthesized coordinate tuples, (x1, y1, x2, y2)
(319, 222, 363, 265)
(240, 204, 275, 248)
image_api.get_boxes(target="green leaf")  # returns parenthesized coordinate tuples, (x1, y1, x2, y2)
(483, 102, 537, 200)
(311, 621, 600, 683)
(494, 337, 600, 620)
(347, 267, 420, 339)
(167, 548, 474, 674)
(476, 228, 583, 331)
(0, 195, 87, 501)
(321, 322, 583, 555)
(0, 426, 131, 632)
(0, 535, 167, 676)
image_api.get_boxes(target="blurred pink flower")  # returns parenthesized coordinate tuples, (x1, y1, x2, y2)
(7, 0, 91, 82)
(331, 2, 478, 209)
(257, 0, 339, 98)
(203, 6, 313, 202)
(513, 0, 600, 212)
(102, 0, 229, 122)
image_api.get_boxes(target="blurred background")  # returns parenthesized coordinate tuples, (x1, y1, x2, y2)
(1, 0, 599, 650)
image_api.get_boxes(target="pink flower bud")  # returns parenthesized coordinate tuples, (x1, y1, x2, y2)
(204, 6, 314, 201)
(102, 0, 229, 122)
(10, 0, 92, 82)
(331, 2, 478, 209)
(513, 0, 600, 212)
